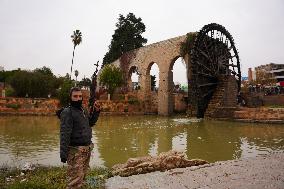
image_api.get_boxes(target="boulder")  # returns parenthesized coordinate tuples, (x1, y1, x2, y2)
(111, 150, 208, 177)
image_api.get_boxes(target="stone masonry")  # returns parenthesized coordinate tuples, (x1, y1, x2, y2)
(205, 75, 238, 118)
(109, 34, 190, 116)
(104, 33, 241, 117)
(0, 97, 59, 115)
(234, 107, 284, 123)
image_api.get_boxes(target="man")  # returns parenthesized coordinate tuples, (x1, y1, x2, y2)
(60, 87, 100, 189)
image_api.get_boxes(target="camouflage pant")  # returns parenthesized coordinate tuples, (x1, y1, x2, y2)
(66, 143, 94, 189)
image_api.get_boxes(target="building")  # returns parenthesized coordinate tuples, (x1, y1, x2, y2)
(248, 68, 256, 82)
(0, 66, 4, 72)
(254, 63, 284, 84)
(248, 68, 252, 82)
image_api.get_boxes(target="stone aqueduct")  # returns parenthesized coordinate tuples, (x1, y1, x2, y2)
(109, 34, 191, 116)
(98, 23, 241, 117)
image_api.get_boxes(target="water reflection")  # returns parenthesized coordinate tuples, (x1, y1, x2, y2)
(0, 116, 60, 166)
(0, 116, 284, 168)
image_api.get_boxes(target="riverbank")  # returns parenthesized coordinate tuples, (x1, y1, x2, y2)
(105, 153, 284, 189)
(1, 154, 284, 189)
(233, 107, 284, 124)
(0, 165, 111, 189)
(1, 97, 284, 124)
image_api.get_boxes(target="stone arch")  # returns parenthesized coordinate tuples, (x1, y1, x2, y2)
(107, 34, 189, 115)
(104, 24, 240, 117)
(168, 56, 189, 113)
(144, 61, 160, 114)
(146, 62, 160, 91)
(128, 65, 140, 91)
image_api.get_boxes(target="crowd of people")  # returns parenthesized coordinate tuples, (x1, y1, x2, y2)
(248, 85, 284, 95)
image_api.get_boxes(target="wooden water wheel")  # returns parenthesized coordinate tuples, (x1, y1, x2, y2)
(189, 23, 241, 118)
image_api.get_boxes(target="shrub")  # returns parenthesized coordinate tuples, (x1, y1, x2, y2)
(6, 104, 21, 110)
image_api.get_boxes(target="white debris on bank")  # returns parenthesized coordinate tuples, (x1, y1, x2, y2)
(22, 162, 35, 171)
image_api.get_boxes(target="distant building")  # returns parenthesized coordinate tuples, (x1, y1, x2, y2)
(0, 66, 4, 71)
(252, 70, 256, 81)
(248, 68, 253, 82)
(248, 68, 256, 82)
(255, 63, 284, 83)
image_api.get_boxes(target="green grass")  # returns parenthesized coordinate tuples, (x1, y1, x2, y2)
(0, 166, 111, 189)
(264, 105, 284, 108)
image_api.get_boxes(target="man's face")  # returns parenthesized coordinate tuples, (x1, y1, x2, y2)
(71, 90, 83, 101)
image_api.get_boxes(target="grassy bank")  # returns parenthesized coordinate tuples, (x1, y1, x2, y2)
(0, 165, 112, 189)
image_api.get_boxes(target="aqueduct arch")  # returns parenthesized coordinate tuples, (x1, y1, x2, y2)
(127, 65, 139, 91)
(109, 23, 241, 117)
(111, 35, 190, 115)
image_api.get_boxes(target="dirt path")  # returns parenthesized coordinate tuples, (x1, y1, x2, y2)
(105, 153, 284, 189)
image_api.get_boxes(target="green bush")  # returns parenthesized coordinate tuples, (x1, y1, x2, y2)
(99, 65, 123, 98)
(5, 86, 15, 97)
(6, 104, 21, 110)
(128, 97, 139, 105)
(119, 94, 125, 101)
(57, 80, 73, 106)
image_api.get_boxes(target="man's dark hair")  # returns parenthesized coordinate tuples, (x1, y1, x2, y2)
(69, 87, 81, 98)
(56, 87, 82, 119)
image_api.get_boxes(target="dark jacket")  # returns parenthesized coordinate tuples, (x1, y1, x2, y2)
(60, 106, 98, 161)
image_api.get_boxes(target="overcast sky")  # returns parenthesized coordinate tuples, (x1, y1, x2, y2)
(0, 0, 283, 83)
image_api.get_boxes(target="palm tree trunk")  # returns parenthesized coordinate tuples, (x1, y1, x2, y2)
(70, 46, 76, 80)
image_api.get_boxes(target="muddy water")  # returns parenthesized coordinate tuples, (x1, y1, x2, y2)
(0, 116, 283, 168)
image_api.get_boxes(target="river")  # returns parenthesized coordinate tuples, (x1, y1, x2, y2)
(0, 115, 283, 168)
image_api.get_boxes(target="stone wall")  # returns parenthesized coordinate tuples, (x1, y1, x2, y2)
(84, 89, 152, 114)
(97, 100, 144, 115)
(0, 97, 59, 115)
(96, 90, 158, 115)
(97, 92, 188, 115)
(234, 107, 284, 123)
(144, 91, 158, 114)
(263, 95, 284, 106)
(242, 93, 284, 107)
(0, 96, 147, 115)
(173, 93, 187, 113)
(205, 76, 238, 118)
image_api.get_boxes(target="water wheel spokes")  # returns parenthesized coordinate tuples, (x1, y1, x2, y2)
(189, 23, 241, 118)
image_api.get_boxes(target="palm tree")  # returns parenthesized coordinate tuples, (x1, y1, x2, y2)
(70, 30, 82, 80)
(74, 70, 79, 86)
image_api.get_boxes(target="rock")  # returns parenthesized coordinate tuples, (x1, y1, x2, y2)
(111, 150, 208, 177)
(22, 162, 35, 172)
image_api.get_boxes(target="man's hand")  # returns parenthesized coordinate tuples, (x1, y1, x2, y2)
(94, 101, 101, 112)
